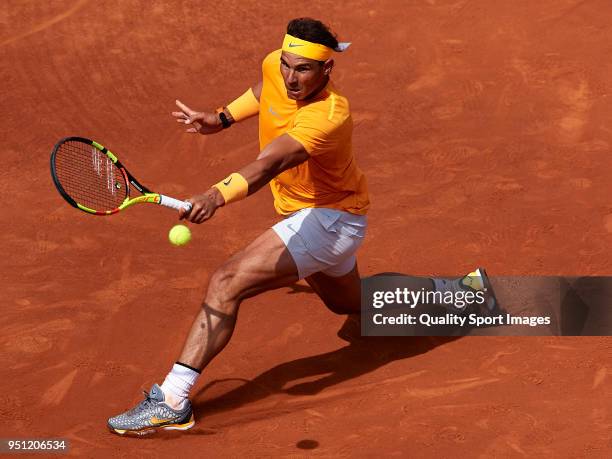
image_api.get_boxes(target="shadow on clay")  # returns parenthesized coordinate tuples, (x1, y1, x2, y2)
(192, 326, 458, 422)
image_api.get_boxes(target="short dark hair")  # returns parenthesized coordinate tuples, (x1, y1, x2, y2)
(287, 18, 339, 50)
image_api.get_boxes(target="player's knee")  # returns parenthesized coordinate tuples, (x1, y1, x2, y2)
(206, 264, 240, 312)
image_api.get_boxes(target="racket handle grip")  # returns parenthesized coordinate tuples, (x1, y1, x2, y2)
(159, 195, 192, 212)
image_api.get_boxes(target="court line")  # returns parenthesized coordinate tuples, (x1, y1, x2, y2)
(0, 0, 88, 47)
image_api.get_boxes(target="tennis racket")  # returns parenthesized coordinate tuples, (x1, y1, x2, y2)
(50, 136, 192, 216)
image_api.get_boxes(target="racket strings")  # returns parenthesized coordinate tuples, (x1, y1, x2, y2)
(54, 141, 128, 211)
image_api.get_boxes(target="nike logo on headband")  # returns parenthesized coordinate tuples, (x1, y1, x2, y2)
(288, 42, 303, 47)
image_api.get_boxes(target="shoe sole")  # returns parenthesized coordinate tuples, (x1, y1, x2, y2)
(108, 415, 195, 436)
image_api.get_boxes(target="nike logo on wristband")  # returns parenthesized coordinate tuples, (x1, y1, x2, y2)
(223, 177, 232, 186)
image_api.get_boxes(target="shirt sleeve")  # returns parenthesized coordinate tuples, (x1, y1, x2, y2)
(287, 105, 342, 156)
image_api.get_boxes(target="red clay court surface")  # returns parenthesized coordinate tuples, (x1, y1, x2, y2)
(2, 1, 611, 457)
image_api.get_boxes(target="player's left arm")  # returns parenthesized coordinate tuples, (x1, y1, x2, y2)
(180, 134, 308, 223)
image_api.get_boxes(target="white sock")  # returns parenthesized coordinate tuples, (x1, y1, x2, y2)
(161, 363, 200, 407)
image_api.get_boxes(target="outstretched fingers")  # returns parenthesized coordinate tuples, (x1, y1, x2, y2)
(173, 100, 209, 133)
(172, 111, 189, 122)
(175, 99, 195, 115)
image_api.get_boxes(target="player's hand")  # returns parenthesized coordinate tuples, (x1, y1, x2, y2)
(179, 188, 225, 224)
(172, 100, 223, 135)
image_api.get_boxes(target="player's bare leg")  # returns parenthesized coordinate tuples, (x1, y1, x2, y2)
(304, 264, 361, 314)
(161, 228, 299, 411)
(305, 264, 435, 314)
(178, 228, 299, 371)
(108, 229, 300, 434)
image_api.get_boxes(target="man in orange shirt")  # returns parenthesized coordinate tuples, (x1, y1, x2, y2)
(107, 18, 492, 436)
(108, 17, 377, 436)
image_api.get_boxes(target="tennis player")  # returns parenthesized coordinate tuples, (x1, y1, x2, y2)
(107, 18, 494, 436)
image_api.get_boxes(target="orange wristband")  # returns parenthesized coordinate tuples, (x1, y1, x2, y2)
(212, 173, 249, 204)
(226, 88, 260, 122)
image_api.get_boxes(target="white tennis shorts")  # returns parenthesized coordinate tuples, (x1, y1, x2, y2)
(272, 207, 367, 279)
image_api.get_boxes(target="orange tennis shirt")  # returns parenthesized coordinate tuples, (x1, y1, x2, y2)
(259, 49, 369, 216)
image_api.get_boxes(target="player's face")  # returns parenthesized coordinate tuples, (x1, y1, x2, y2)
(280, 52, 333, 100)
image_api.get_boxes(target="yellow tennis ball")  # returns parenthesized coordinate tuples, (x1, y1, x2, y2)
(168, 224, 191, 246)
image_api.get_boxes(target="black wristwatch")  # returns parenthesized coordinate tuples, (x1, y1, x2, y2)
(219, 111, 231, 129)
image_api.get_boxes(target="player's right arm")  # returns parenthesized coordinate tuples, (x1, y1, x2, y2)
(179, 134, 308, 224)
(173, 82, 262, 134)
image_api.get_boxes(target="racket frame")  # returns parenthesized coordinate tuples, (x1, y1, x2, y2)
(51, 136, 188, 215)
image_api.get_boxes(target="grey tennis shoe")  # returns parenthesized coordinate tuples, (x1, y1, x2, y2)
(460, 267, 501, 314)
(107, 384, 194, 436)
(435, 267, 501, 315)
